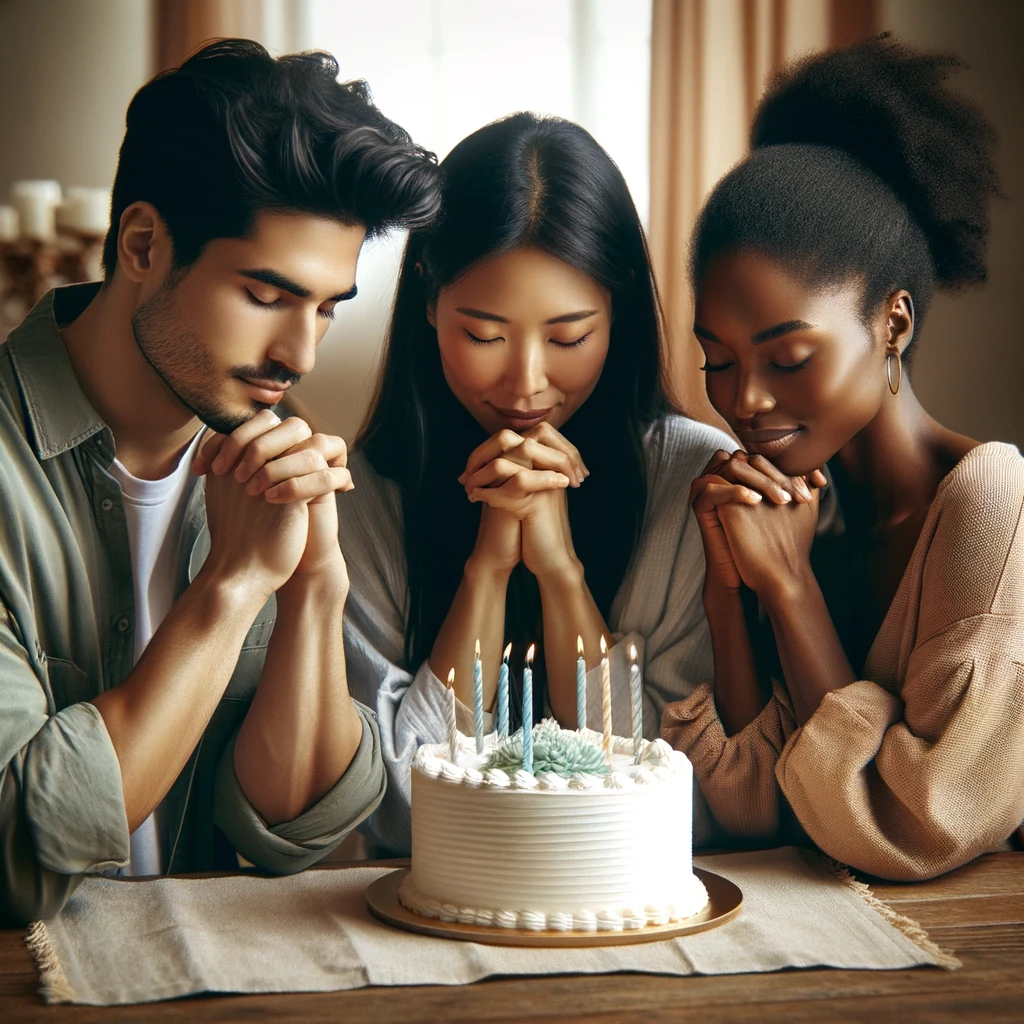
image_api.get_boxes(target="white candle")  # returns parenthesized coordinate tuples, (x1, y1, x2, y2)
(600, 635, 612, 764)
(446, 667, 458, 764)
(0, 205, 19, 242)
(56, 187, 110, 236)
(11, 180, 61, 242)
(629, 643, 643, 762)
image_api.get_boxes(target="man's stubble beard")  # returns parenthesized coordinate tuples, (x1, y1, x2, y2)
(130, 278, 254, 436)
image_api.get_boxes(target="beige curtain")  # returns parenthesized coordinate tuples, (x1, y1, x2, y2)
(154, 0, 304, 73)
(649, 0, 877, 423)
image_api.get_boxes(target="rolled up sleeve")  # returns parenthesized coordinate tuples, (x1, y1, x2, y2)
(0, 613, 130, 924)
(213, 700, 385, 874)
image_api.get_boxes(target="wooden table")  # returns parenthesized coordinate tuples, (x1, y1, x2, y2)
(1, 852, 1022, 1022)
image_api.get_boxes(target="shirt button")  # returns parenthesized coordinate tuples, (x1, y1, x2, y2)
(101, 498, 113, 511)
(116, 616, 130, 632)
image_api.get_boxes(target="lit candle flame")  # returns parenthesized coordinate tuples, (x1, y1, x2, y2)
(502, 642, 512, 661)
(526, 643, 536, 663)
(475, 637, 481, 659)
(629, 643, 638, 662)
(577, 634, 584, 656)
(447, 668, 455, 687)
(600, 635, 608, 655)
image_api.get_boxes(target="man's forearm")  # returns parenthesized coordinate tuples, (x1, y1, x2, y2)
(234, 572, 362, 826)
(91, 569, 269, 832)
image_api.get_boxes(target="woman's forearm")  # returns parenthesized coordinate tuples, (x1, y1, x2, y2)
(536, 561, 610, 726)
(704, 581, 765, 735)
(762, 570, 855, 724)
(429, 556, 511, 708)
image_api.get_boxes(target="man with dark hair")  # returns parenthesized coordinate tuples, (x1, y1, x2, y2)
(0, 40, 440, 923)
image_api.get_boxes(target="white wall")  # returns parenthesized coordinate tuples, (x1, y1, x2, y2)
(880, 0, 1024, 447)
(0, 0, 151, 195)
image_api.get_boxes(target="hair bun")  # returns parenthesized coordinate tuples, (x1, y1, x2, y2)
(751, 34, 1000, 290)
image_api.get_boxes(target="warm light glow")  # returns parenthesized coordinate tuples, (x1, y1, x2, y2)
(503, 642, 512, 661)
(447, 668, 455, 686)
(629, 643, 638, 662)
(474, 637, 481, 659)
(526, 643, 536, 663)
(600, 635, 608, 656)
(577, 634, 584, 656)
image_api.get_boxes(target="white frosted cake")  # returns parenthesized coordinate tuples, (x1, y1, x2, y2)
(399, 720, 709, 933)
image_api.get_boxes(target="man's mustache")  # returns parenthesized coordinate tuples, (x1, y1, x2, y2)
(232, 363, 302, 387)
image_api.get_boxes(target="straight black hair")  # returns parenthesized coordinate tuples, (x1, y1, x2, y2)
(690, 34, 1001, 366)
(103, 38, 441, 274)
(358, 113, 670, 723)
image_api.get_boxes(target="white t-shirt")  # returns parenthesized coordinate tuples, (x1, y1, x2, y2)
(109, 431, 203, 876)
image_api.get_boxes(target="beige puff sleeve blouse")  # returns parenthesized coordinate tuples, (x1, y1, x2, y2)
(663, 442, 1024, 881)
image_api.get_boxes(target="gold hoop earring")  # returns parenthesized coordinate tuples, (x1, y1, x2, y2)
(886, 351, 902, 396)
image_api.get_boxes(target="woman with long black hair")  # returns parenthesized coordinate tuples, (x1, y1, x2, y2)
(663, 36, 1024, 881)
(339, 112, 733, 853)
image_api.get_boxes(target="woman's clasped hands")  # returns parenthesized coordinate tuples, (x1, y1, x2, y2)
(458, 422, 588, 580)
(690, 449, 828, 597)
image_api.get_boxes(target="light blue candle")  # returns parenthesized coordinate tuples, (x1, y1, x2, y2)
(497, 643, 511, 738)
(522, 643, 535, 774)
(473, 638, 484, 754)
(576, 634, 587, 731)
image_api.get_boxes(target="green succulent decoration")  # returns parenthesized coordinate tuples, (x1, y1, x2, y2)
(483, 719, 610, 777)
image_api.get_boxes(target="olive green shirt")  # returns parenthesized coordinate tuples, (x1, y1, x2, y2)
(0, 285, 386, 925)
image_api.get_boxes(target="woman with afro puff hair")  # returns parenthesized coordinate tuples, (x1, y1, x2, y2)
(662, 34, 1024, 881)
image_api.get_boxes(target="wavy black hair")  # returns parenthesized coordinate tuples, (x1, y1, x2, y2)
(358, 113, 670, 718)
(102, 39, 440, 274)
(690, 34, 1001, 364)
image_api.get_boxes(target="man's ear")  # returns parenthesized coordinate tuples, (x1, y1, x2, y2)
(885, 290, 915, 354)
(116, 202, 171, 284)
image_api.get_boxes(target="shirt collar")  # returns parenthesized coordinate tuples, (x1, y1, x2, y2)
(6, 283, 110, 461)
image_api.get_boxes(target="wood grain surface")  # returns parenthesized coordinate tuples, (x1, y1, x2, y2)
(1, 852, 1022, 1022)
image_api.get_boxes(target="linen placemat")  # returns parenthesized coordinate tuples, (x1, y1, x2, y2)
(26, 846, 958, 1005)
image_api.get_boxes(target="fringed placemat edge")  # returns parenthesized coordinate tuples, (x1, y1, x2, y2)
(821, 857, 962, 971)
(25, 920, 75, 1004)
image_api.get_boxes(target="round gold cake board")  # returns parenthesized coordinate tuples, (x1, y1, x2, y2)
(365, 868, 741, 948)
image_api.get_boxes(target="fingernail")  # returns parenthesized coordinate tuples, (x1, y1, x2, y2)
(779, 491, 792, 503)
(749, 492, 763, 502)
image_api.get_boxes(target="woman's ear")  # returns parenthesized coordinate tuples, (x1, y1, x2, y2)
(885, 290, 915, 354)
(426, 301, 437, 329)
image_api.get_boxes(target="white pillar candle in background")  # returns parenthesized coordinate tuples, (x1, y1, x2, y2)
(0, 205, 18, 242)
(11, 180, 62, 241)
(57, 187, 111, 236)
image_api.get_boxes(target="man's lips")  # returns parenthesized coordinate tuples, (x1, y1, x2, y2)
(237, 377, 291, 404)
(736, 426, 803, 456)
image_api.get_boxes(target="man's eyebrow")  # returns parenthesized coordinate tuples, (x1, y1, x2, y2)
(240, 268, 357, 303)
(752, 319, 815, 344)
